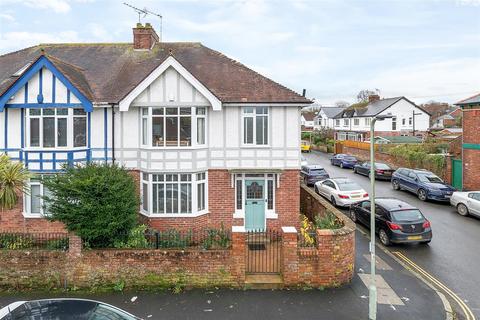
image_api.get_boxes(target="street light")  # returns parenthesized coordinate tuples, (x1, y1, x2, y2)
(369, 113, 393, 320)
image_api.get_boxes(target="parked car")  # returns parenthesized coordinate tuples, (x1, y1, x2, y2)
(330, 154, 358, 168)
(391, 168, 456, 201)
(301, 155, 308, 167)
(353, 162, 395, 180)
(349, 198, 432, 246)
(301, 164, 330, 186)
(314, 177, 369, 207)
(0, 298, 142, 320)
(450, 191, 480, 217)
(301, 140, 311, 152)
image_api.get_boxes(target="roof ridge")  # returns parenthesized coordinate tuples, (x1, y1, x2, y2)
(456, 92, 480, 104)
(0, 44, 40, 58)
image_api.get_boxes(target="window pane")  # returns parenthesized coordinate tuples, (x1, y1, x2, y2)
(43, 117, 55, 147)
(197, 118, 205, 145)
(152, 117, 164, 146)
(30, 118, 40, 147)
(152, 108, 164, 115)
(244, 107, 254, 114)
(153, 183, 164, 214)
(142, 118, 148, 145)
(267, 180, 274, 210)
(29, 109, 41, 116)
(256, 116, 263, 145)
(30, 184, 41, 214)
(166, 108, 177, 115)
(236, 180, 242, 210)
(244, 117, 253, 144)
(196, 107, 206, 115)
(56, 108, 68, 116)
(256, 106, 268, 115)
(263, 116, 268, 144)
(165, 117, 178, 146)
(197, 183, 205, 211)
(43, 108, 55, 116)
(180, 117, 191, 146)
(74, 109, 86, 115)
(166, 184, 178, 213)
(143, 182, 149, 212)
(57, 118, 67, 147)
(73, 117, 87, 147)
(142, 108, 149, 116)
(180, 107, 191, 115)
(180, 183, 191, 213)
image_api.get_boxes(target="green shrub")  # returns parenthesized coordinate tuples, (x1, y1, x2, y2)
(42, 163, 140, 248)
(45, 238, 69, 250)
(113, 224, 150, 249)
(0, 234, 34, 250)
(301, 132, 311, 140)
(314, 211, 344, 230)
(202, 225, 231, 249)
(157, 229, 193, 249)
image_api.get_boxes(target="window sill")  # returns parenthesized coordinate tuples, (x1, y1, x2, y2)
(22, 147, 90, 152)
(240, 145, 271, 149)
(22, 212, 44, 219)
(140, 210, 210, 218)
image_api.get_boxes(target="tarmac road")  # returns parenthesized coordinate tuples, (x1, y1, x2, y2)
(304, 150, 480, 319)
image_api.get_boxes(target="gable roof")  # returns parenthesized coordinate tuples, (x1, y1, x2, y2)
(318, 107, 346, 118)
(334, 97, 430, 118)
(455, 93, 480, 106)
(302, 111, 316, 121)
(0, 43, 311, 106)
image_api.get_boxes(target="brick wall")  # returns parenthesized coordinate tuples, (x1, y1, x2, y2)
(462, 109, 480, 190)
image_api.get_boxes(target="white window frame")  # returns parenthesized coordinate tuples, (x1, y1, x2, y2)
(242, 107, 269, 146)
(140, 171, 208, 217)
(23, 179, 48, 218)
(343, 119, 349, 127)
(233, 173, 277, 219)
(25, 108, 87, 149)
(335, 119, 340, 126)
(140, 106, 207, 149)
(365, 118, 371, 126)
(353, 118, 359, 126)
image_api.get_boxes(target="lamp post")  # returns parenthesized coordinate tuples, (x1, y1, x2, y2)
(369, 113, 393, 320)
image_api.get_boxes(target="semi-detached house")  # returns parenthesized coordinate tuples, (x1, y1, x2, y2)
(0, 24, 311, 233)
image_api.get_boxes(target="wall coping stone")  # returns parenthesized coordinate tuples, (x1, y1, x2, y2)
(282, 226, 297, 233)
(232, 226, 246, 233)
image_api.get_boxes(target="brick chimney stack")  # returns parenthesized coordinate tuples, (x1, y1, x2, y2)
(368, 94, 380, 103)
(133, 23, 160, 50)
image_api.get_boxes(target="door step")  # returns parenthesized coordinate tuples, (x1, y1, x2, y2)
(245, 274, 283, 289)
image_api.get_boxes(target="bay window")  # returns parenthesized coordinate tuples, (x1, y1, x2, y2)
(243, 107, 268, 145)
(141, 172, 208, 216)
(141, 107, 206, 147)
(26, 108, 87, 148)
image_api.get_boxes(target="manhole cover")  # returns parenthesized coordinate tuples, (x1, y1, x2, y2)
(248, 244, 266, 250)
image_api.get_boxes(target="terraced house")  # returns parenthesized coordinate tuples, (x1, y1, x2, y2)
(0, 24, 311, 233)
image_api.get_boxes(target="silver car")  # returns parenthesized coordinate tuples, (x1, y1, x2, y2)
(450, 191, 480, 217)
(314, 177, 369, 207)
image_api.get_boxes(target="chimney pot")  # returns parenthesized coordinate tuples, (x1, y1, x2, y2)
(368, 94, 380, 103)
(133, 23, 160, 50)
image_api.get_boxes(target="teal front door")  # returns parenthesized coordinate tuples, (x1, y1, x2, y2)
(245, 180, 266, 231)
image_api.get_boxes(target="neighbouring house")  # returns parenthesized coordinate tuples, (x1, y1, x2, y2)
(0, 23, 312, 233)
(421, 101, 451, 125)
(455, 93, 480, 190)
(431, 107, 462, 129)
(431, 128, 463, 140)
(374, 135, 423, 144)
(301, 111, 316, 129)
(333, 95, 431, 141)
(314, 107, 345, 130)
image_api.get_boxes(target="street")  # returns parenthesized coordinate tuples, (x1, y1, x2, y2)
(304, 150, 480, 318)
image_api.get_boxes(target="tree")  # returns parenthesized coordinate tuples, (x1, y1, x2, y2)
(0, 154, 31, 210)
(42, 163, 140, 248)
(357, 89, 380, 102)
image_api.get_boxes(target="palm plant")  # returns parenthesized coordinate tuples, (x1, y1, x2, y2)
(0, 154, 31, 210)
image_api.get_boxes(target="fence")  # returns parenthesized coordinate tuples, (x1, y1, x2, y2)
(0, 233, 69, 251)
(338, 140, 377, 151)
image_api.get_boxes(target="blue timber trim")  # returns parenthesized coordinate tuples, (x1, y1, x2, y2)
(37, 68, 43, 103)
(5, 103, 83, 108)
(52, 75, 56, 103)
(87, 111, 92, 161)
(104, 108, 108, 161)
(0, 55, 93, 112)
(20, 108, 24, 161)
(67, 89, 70, 104)
(4, 108, 7, 155)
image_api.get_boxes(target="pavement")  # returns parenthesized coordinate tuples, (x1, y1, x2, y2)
(304, 150, 480, 319)
(0, 233, 447, 320)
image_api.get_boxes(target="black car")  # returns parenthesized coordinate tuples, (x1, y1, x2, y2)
(301, 164, 330, 186)
(0, 298, 141, 319)
(349, 198, 432, 246)
(353, 162, 395, 180)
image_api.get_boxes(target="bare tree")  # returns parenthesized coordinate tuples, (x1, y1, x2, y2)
(334, 101, 350, 108)
(357, 89, 380, 102)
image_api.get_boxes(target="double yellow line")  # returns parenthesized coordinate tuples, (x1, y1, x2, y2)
(393, 251, 476, 320)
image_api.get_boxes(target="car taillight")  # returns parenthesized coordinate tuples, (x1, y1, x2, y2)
(386, 221, 402, 230)
(338, 194, 349, 199)
(376, 170, 384, 174)
(363, 193, 369, 198)
(422, 220, 431, 229)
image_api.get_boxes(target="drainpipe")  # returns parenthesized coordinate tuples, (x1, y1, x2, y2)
(111, 105, 115, 164)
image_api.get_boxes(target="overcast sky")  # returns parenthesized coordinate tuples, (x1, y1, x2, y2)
(0, 0, 479, 105)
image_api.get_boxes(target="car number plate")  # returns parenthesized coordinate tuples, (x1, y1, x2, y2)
(444, 195, 451, 198)
(407, 236, 422, 240)
(351, 195, 360, 198)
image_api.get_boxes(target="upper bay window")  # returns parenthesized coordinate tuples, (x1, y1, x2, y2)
(141, 107, 206, 148)
(26, 108, 87, 148)
(243, 107, 268, 145)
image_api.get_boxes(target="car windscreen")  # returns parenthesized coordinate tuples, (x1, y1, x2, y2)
(417, 174, 443, 183)
(344, 157, 356, 161)
(391, 209, 424, 222)
(336, 181, 361, 191)
(375, 163, 390, 169)
(310, 169, 326, 175)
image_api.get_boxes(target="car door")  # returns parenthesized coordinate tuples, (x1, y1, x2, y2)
(357, 200, 371, 225)
(401, 171, 416, 192)
(317, 180, 330, 197)
(468, 193, 480, 216)
(374, 205, 388, 233)
(323, 180, 336, 199)
(300, 166, 308, 179)
(361, 163, 371, 176)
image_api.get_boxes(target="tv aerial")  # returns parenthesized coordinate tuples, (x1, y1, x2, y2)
(123, 2, 162, 40)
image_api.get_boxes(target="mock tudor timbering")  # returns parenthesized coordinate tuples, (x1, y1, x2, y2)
(0, 24, 311, 233)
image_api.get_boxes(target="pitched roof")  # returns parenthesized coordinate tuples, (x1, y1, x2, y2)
(318, 107, 346, 118)
(302, 111, 316, 121)
(375, 136, 423, 144)
(334, 97, 430, 118)
(456, 93, 480, 106)
(0, 43, 311, 105)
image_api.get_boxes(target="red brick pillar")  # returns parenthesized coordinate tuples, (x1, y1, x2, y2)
(282, 226, 299, 286)
(462, 109, 480, 190)
(444, 155, 452, 185)
(231, 226, 246, 285)
(68, 233, 82, 257)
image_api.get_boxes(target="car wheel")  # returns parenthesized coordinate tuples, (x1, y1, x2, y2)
(379, 229, 391, 246)
(392, 179, 400, 190)
(349, 208, 357, 223)
(457, 203, 469, 216)
(340, 163, 344, 168)
(331, 196, 337, 207)
(418, 189, 427, 201)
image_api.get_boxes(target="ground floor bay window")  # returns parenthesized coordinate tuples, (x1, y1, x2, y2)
(141, 172, 208, 217)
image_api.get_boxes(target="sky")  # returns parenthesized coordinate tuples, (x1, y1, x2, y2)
(0, 0, 479, 105)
